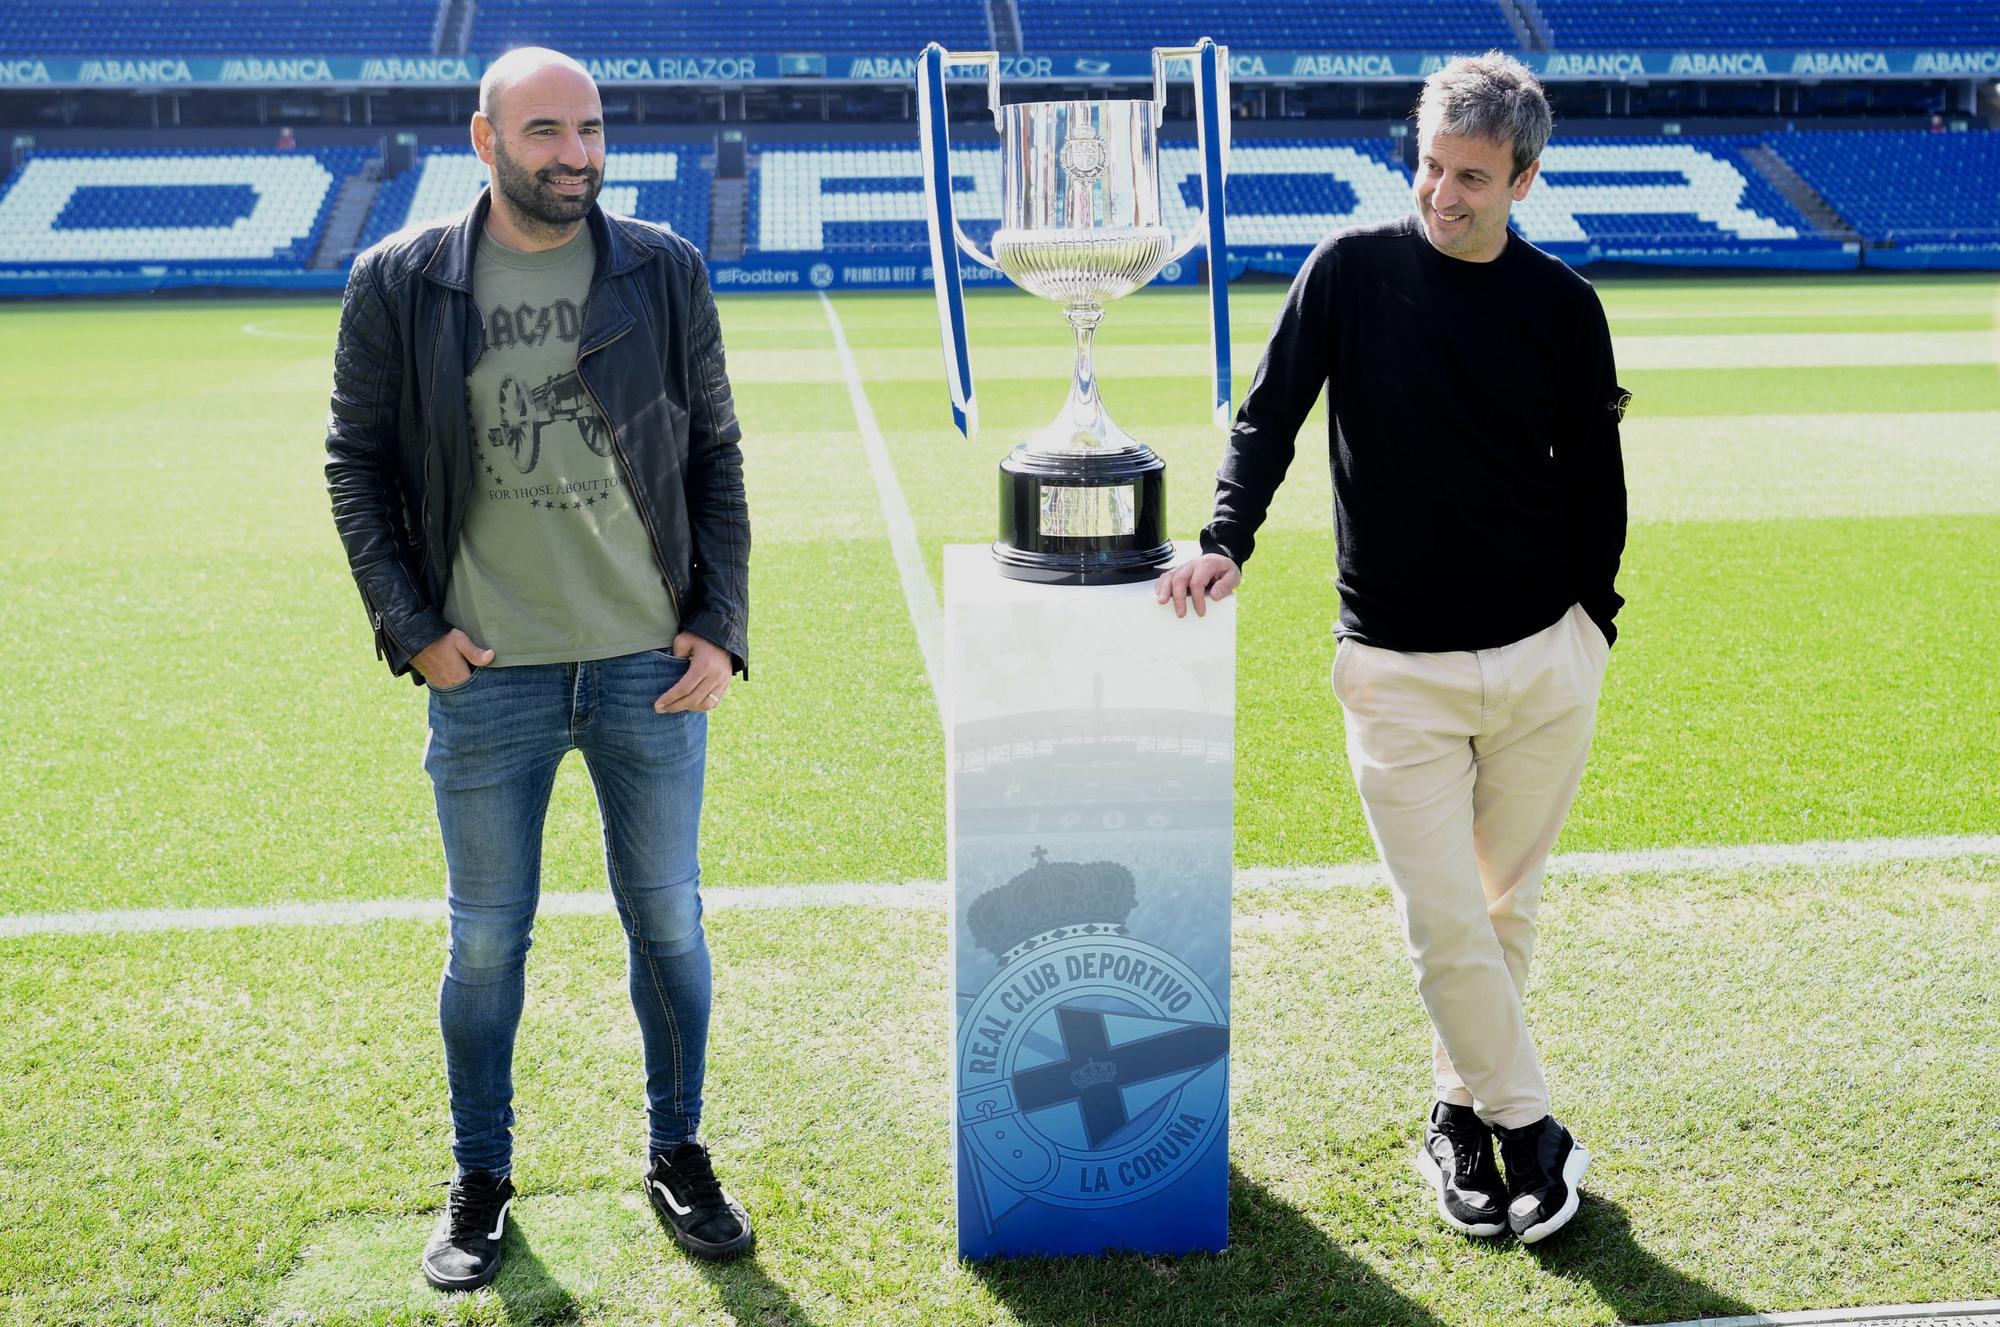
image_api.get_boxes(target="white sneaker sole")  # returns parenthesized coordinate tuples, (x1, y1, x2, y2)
(647, 1179, 755, 1261)
(1412, 1146, 1505, 1238)
(1516, 1143, 1591, 1245)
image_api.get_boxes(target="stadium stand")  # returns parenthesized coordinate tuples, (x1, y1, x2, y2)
(741, 136, 1823, 261)
(1771, 131, 2000, 245)
(1178, 140, 1412, 249)
(356, 149, 712, 253)
(1014, 0, 1517, 52)
(1535, 0, 2000, 50)
(1519, 137, 1815, 244)
(748, 140, 1416, 255)
(356, 166, 427, 255)
(749, 144, 997, 254)
(7, 132, 1999, 289)
(0, 1, 436, 56)
(470, 0, 990, 56)
(0, 148, 366, 267)
(1, 0, 1995, 294)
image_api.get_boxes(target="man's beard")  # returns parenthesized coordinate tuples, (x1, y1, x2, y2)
(492, 139, 601, 231)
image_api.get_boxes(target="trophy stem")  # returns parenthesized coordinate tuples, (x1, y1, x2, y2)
(1064, 302, 1105, 445)
(995, 295, 1171, 585)
(1022, 301, 1141, 456)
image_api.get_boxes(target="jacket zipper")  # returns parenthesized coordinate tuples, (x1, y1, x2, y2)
(420, 295, 450, 587)
(367, 593, 411, 660)
(446, 298, 486, 574)
(578, 323, 684, 624)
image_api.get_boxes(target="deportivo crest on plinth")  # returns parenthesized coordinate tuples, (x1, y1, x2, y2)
(957, 848, 1228, 1228)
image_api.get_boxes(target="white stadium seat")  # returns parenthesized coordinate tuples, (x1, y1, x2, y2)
(0, 153, 339, 263)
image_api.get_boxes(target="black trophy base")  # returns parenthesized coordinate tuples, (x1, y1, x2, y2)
(994, 447, 1172, 586)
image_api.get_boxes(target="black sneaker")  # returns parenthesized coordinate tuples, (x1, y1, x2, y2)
(645, 1142, 754, 1261)
(1494, 1115, 1591, 1244)
(1412, 1100, 1507, 1237)
(421, 1169, 514, 1292)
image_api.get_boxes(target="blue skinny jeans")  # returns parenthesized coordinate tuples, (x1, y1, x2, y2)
(422, 650, 710, 1175)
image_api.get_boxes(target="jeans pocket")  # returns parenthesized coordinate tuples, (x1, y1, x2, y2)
(431, 667, 479, 695)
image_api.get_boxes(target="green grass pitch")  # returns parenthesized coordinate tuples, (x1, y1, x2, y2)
(0, 272, 1996, 1325)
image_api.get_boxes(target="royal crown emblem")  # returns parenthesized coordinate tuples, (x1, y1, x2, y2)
(966, 847, 1138, 964)
(1058, 125, 1108, 181)
(1069, 1058, 1119, 1090)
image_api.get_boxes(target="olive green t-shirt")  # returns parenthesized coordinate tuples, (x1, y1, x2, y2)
(444, 226, 679, 665)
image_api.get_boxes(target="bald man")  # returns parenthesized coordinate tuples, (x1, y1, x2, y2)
(326, 48, 754, 1290)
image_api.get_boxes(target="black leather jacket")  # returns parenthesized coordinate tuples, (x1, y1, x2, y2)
(325, 191, 749, 683)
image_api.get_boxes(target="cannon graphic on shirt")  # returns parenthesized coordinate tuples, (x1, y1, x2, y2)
(488, 371, 615, 474)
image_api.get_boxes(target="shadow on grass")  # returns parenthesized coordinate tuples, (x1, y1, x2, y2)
(487, 1221, 581, 1325)
(660, 1211, 820, 1327)
(1525, 1191, 1757, 1325)
(969, 1165, 1453, 1326)
(968, 1168, 1760, 1327)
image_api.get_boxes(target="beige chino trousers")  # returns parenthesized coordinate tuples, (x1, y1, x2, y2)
(1333, 602, 1610, 1129)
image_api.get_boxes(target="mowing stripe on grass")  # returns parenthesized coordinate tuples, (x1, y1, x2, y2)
(1646, 1300, 2000, 1327)
(1622, 411, 2000, 521)
(818, 291, 944, 712)
(1612, 331, 1995, 370)
(3, 834, 1992, 940)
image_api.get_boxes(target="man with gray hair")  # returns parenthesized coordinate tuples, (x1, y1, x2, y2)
(327, 46, 753, 1291)
(1158, 52, 1627, 1244)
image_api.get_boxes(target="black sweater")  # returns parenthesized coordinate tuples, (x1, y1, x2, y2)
(1201, 215, 1629, 651)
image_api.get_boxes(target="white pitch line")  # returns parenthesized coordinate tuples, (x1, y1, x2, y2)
(0, 882, 950, 940)
(819, 291, 945, 713)
(1236, 833, 2000, 892)
(240, 321, 326, 341)
(2, 834, 1992, 941)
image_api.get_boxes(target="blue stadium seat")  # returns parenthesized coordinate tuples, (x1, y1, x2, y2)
(746, 139, 1414, 255)
(1770, 130, 2000, 244)
(0, 2, 435, 55)
(9, 0, 1996, 57)
(357, 148, 712, 253)
(471, 0, 988, 56)
(1537, 0, 2000, 49)
(4, 133, 1990, 284)
(1015, 0, 1516, 51)
(742, 135, 1837, 262)
(1518, 136, 1817, 245)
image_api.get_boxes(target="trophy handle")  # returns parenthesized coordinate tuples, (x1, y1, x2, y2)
(918, 43, 1001, 438)
(920, 45, 1002, 270)
(1151, 39, 1230, 266)
(1151, 39, 1234, 426)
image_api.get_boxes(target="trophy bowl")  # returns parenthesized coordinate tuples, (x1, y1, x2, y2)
(920, 42, 1232, 585)
(990, 228, 1173, 307)
(991, 99, 1173, 309)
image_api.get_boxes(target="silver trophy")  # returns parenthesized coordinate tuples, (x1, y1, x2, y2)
(919, 40, 1232, 584)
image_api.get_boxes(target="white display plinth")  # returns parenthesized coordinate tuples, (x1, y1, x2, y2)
(944, 544, 1235, 1259)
